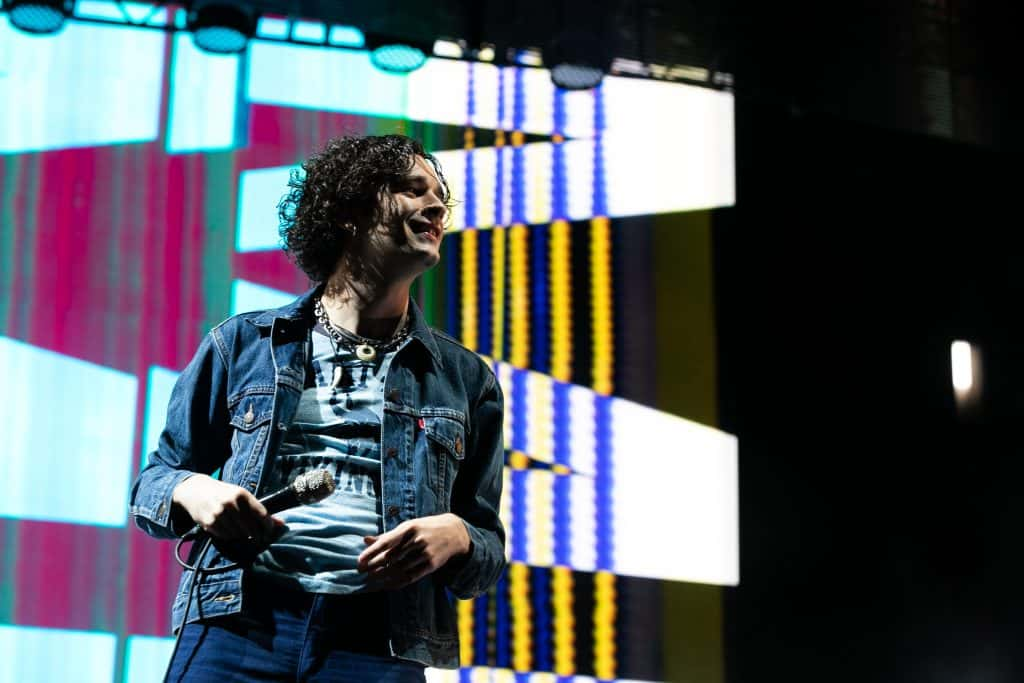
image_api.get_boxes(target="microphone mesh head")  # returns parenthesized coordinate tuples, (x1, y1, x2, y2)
(292, 469, 336, 504)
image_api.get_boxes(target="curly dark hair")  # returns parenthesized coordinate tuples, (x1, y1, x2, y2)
(278, 134, 451, 283)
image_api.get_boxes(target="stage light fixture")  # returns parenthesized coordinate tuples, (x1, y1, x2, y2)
(4, 0, 73, 34)
(545, 30, 612, 90)
(187, 1, 256, 54)
(432, 38, 464, 59)
(366, 34, 430, 74)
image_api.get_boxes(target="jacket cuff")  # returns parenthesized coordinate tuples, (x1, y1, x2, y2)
(130, 470, 197, 539)
(442, 517, 500, 599)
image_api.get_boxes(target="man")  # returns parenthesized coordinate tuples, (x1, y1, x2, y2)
(130, 135, 506, 682)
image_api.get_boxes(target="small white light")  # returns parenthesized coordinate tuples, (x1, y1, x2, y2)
(951, 340, 973, 392)
(514, 48, 544, 67)
(477, 45, 495, 62)
(433, 39, 463, 59)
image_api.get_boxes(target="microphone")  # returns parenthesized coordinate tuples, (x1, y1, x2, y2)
(181, 469, 336, 541)
(260, 468, 336, 514)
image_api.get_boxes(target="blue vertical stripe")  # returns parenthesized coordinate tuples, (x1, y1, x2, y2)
(592, 85, 608, 218)
(530, 226, 550, 374)
(510, 368, 529, 453)
(553, 381, 573, 571)
(594, 394, 614, 571)
(552, 89, 568, 221)
(478, 228, 493, 355)
(510, 68, 527, 225)
(473, 592, 489, 665)
(495, 68, 507, 227)
(494, 569, 511, 668)
(464, 148, 477, 228)
(510, 470, 528, 564)
(531, 565, 553, 671)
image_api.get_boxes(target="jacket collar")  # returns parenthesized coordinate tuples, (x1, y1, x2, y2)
(243, 286, 444, 367)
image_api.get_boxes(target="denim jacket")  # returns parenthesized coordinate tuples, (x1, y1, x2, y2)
(129, 287, 506, 669)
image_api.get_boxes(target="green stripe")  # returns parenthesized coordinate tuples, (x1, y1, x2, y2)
(0, 155, 22, 334)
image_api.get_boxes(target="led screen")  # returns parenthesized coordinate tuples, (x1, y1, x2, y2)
(0, 8, 736, 682)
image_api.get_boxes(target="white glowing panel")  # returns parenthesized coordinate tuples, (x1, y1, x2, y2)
(435, 135, 734, 230)
(249, 44, 503, 130)
(603, 128, 735, 216)
(230, 279, 296, 315)
(568, 472, 597, 572)
(515, 67, 557, 135)
(0, 337, 137, 526)
(611, 400, 739, 585)
(75, 1, 169, 25)
(406, 60, 500, 129)
(141, 366, 180, 468)
(167, 33, 240, 152)
(0, 17, 164, 153)
(236, 164, 294, 251)
(566, 384, 597, 476)
(124, 635, 175, 683)
(525, 372, 554, 464)
(0, 626, 116, 683)
(492, 360, 738, 585)
(249, 46, 734, 145)
(246, 43, 413, 121)
(526, 469, 555, 566)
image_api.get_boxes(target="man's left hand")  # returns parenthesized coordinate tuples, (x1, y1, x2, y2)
(357, 513, 471, 589)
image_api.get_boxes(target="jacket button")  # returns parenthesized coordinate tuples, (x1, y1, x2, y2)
(386, 447, 398, 459)
(454, 437, 463, 455)
(387, 505, 400, 517)
(157, 503, 166, 517)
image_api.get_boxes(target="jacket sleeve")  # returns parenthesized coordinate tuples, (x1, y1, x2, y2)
(128, 327, 233, 539)
(442, 370, 507, 599)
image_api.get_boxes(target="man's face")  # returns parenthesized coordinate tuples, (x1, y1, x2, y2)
(362, 155, 448, 281)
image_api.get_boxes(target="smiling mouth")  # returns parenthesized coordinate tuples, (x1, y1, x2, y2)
(409, 219, 442, 241)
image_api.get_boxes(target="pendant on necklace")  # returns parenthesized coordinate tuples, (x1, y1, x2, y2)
(356, 344, 376, 362)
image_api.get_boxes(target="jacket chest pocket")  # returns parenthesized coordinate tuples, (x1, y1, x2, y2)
(227, 393, 274, 479)
(423, 415, 465, 508)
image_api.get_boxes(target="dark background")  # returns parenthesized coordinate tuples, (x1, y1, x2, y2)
(714, 1, 1023, 680)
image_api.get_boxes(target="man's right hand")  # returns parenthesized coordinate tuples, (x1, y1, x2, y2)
(171, 474, 281, 542)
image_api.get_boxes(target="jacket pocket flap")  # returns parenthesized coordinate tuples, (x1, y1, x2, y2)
(424, 415, 465, 460)
(229, 397, 273, 432)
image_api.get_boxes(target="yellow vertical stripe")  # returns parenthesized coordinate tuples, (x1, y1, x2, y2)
(491, 226, 506, 360)
(552, 565, 575, 676)
(461, 228, 478, 351)
(593, 570, 618, 680)
(549, 219, 572, 382)
(590, 215, 615, 680)
(459, 598, 474, 667)
(510, 561, 532, 673)
(590, 216, 613, 396)
(509, 223, 530, 368)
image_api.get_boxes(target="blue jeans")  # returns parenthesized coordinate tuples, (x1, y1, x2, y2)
(166, 578, 426, 682)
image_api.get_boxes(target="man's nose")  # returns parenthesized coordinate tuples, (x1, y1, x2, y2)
(422, 196, 447, 223)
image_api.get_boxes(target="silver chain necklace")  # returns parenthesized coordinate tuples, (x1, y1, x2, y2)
(313, 297, 410, 364)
